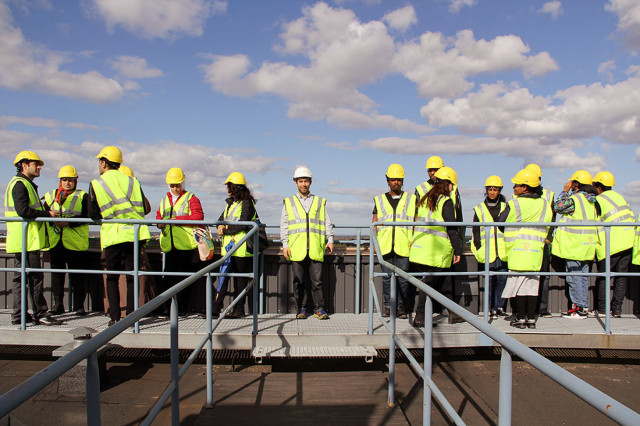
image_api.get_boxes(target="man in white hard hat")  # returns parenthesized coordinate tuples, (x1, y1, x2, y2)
(280, 166, 334, 320)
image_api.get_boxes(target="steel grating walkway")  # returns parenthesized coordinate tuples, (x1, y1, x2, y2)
(0, 310, 639, 351)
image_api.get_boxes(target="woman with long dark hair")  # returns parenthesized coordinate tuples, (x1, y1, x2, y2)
(216, 172, 257, 318)
(409, 166, 462, 327)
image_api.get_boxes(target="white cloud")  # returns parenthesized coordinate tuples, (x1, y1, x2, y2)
(0, 2, 124, 103)
(89, 0, 226, 40)
(606, 0, 640, 49)
(598, 59, 616, 82)
(447, 0, 476, 14)
(382, 5, 416, 32)
(420, 76, 640, 143)
(539, 1, 563, 20)
(0, 115, 100, 130)
(110, 55, 163, 79)
(393, 29, 558, 99)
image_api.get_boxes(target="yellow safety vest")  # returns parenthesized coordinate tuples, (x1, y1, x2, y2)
(43, 189, 89, 251)
(503, 196, 552, 271)
(632, 227, 640, 265)
(221, 200, 256, 258)
(542, 188, 555, 205)
(409, 196, 453, 268)
(416, 182, 459, 208)
(471, 201, 507, 264)
(90, 170, 150, 250)
(159, 192, 198, 252)
(4, 176, 48, 253)
(552, 193, 598, 261)
(284, 195, 327, 262)
(374, 192, 415, 257)
(595, 190, 635, 260)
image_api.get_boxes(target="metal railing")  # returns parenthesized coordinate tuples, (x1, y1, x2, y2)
(369, 220, 640, 425)
(0, 217, 260, 425)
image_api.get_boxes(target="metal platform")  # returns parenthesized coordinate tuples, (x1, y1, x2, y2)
(0, 310, 639, 351)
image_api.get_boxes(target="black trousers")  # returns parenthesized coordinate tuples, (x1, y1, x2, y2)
(413, 264, 446, 318)
(12, 251, 48, 321)
(104, 242, 135, 321)
(596, 249, 631, 312)
(214, 256, 253, 314)
(161, 248, 200, 314)
(49, 241, 88, 312)
(292, 256, 325, 313)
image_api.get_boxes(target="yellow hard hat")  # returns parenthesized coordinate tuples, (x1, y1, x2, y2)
(511, 169, 539, 187)
(592, 171, 615, 187)
(425, 155, 444, 169)
(119, 165, 134, 177)
(58, 165, 78, 178)
(225, 171, 246, 186)
(485, 175, 502, 187)
(569, 170, 592, 185)
(166, 167, 185, 184)
(14, 150, 43, 166)
(386, 164, 405, 179)
(96, 146, 123, 164)
(434, 166, 457, 185)
(525, 163, 542, 177)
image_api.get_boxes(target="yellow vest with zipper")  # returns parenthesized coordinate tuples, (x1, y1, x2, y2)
(284, 195, 327, 262)
(43, 189, 89, 251)
(471, 201, 507, 264)
(221, 200, 255, 258)
(374, 192, 415, 257)
(90, 170, 150, 250)
(409, 196, 453, 268)
(595, 190, 635, 260)
(552, 193, 598, 261)
(4, 176, 48, 253)
(159, 192, 198, 252)
(503, 196, 552, 271)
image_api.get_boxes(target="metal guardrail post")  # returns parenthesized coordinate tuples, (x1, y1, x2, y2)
(86, 351, 101, 426)
(133, 224, 140, 334)
(424, 295, 433, 426)
(20, 221, 28, 330)
(170, 296, 179, 425)
(259, 252, 264, 315)
(387, 272, 397, 407)
(355, 229, 361, 315)
(368, 228, 375, 335)
(478, 225, 493, 346)
(253, 230, 259, 336)
(206, 273, 213, 408)
(604, 227, 611, 335)
(498, 348, 512, 426)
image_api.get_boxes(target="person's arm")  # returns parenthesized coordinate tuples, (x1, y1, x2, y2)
(140, 189, 151, 215)
(87, 184, 103, 221)
(280, 203, 291, 259)
(13, 181, 51, 219)
(554, 183, 575, 215)
(324, 203, 334, 254)
(442, 199, 462, 261)
(497, 203, 511, 233)
(471, 210, 481, 250)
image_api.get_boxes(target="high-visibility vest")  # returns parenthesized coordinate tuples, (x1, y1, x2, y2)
(158, 192, 197, 252)
(4, 176, 48, 253)
(409, 196, 453, 268)
(503, 196, 552, 271)
(416, 181, 460, 208)
(471, 201, 507, 264)
(284, 195, 327, 262)
(374, 192, 415, 257)
(542, 188, 555, 205)
(551, 193, 598, 261)
(43, 189, 89, 251)
(632, 227, 640, 265)
(595, 190, 635, 260)
(90, 170, 150, 250)
(221, 200, 256, 258)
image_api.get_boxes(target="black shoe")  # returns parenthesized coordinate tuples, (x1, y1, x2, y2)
(612, 310, 622, 318)
(504, 314, 517, 322)
(75, 309, 87, 316)
(397, 306, 408, 319)
(36, 315, 62, 326)
(412, 315, 425, 327)
(108, 319, 118, 327)
(12, 313, 33, 325)
(227, 308, 245, 319)
(48, 306, 65, 315)
(382, 307, 390, 317)
(526, 319, 537, 329)
(496, 308, 508, 317)
(510, 318, 526, 329)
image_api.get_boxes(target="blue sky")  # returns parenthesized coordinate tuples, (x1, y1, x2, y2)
(2, 0, 640, 231)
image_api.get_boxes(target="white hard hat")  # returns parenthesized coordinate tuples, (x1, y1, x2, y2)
(293, 166, 312, 180)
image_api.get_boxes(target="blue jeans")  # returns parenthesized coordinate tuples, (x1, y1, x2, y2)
(381, 253, 409, 308)
(488, 258, 507, 310)
(565, 260, 590, 308)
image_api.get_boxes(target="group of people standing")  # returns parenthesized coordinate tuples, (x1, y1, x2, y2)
(5, 147, 637, 329)
(5, 147, 334, 327)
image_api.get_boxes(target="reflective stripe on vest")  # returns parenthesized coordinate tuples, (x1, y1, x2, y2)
(91, 170, 150, 250)
(4, 176, 48, 253)
(409, 196, 453, 268)
(159, 192, 197, 252)
(221, 200, 256, 258)
(471, 201, 506, 264)
(596, 190, 635, 260)
(632, 227, 640, 265)
(284, 196, 326, 262)
(503, 197, 552, 271)
(417, 182, 459, 208)
(43, 189, 89, 251)
(552, 193, 598, 261)
(374, 192, 414, 257)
